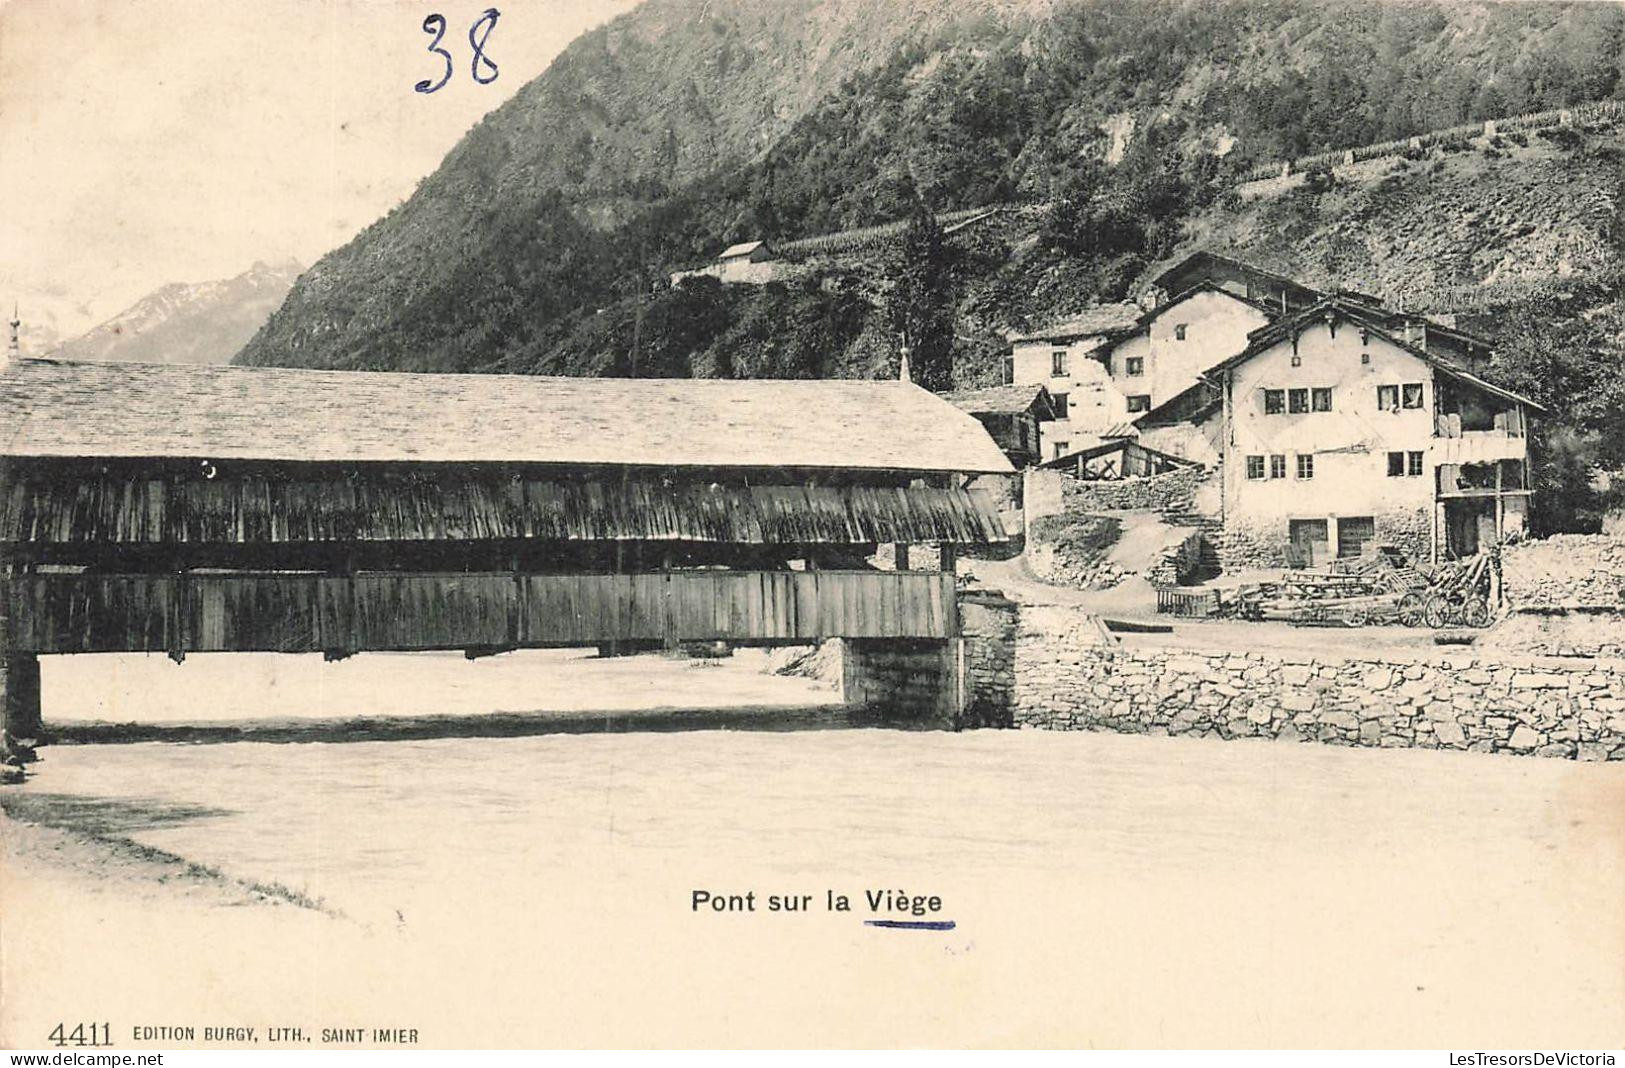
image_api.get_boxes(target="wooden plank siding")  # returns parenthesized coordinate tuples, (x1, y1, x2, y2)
(3, 570, 959, 654)
(0, 475, 1005, 549)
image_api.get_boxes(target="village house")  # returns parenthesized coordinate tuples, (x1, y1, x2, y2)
(1008, 253, 1347, 459)
(1101, 281, 1275, 417)
(1007, 303, 1143, 459)
(1204, 296, 1543, 567)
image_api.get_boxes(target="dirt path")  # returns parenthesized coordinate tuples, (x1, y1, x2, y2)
(1102, 510, 1195, 572)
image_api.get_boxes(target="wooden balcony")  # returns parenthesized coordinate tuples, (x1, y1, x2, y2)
(1430, 429, 1527, 466)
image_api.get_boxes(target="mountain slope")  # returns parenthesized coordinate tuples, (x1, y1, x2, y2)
(240, 0, 1045, 371)
(237, 0, 1624, 374)
(50, 260, 302, 366)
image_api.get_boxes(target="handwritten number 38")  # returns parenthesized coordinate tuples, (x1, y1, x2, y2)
(415, 9, 500, 94)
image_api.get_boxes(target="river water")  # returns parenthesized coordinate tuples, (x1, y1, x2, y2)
(5, 650, 1623, 1046)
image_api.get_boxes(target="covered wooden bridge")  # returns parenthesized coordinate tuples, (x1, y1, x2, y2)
(0, 358, 1013, 738)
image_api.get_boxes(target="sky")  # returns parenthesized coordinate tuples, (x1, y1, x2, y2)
(0, 0, 633, 345)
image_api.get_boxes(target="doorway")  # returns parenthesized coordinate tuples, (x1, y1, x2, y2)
(1288, 518, 1330, 567)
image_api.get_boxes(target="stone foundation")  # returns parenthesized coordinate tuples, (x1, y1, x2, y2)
(1217, 507, 1430, 571)
(1373, 508, 1431, 564)
(959, 592, 1018, 728)
(839, 592, 1020, 730)
(1213, 519, 1291, 571)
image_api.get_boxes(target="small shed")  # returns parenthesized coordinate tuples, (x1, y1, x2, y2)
(1038, 437, 1201, 481)
(945, 383, 1058, 468)
(718, 240, 772, 264)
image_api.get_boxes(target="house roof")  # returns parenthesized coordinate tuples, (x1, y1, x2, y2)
(1014, 278, 1281, 350)
(1204, 298, 1546, 412)
(2, 473, 1009, 546)
(1136, 380, 1222, 429)
(1149, 250, 1381, 310)
(0, 358, 1015, 473)
(1010, 302, 1144, 344)
(1151, 280, 1281, 322)
(719, 240, 766, 259)
(945, 383, 1056, 419)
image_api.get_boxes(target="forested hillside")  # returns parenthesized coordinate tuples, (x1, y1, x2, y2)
(237, 0, 1624, 376)
(235, 0, 1625, 529)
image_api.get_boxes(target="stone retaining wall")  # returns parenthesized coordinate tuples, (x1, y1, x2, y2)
(1006, 609, 1625, 760)
(1502, 534, 1625, 608)
(1062, 466, 1208, 515)
(1481, 609, 1625, 660)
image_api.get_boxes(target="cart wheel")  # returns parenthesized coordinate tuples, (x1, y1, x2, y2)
(1461, 597, 1492, 629)
(1422, 594, 1449, 629)
(1397, 593, 1424, 627)
(1344, 608, 1369, 628)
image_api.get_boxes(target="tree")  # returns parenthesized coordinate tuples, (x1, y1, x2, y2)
(885, 184, 956, 392)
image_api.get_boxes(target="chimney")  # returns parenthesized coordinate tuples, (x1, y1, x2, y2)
(898, 343, 912, 385)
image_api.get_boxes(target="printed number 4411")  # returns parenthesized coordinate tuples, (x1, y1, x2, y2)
(415, 8, 500, 94)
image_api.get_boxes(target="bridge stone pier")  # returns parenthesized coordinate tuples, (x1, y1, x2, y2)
(841, 590, 1020, 730)
(1, 653, 42, 751)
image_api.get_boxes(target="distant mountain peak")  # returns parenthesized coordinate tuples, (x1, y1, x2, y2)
(48, 260, 304, 366)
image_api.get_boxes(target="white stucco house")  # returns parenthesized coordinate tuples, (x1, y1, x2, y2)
(1007, 252, 1340, 460)
(1204, 296, 1543, 566)
(1008, 303, 1144, 459)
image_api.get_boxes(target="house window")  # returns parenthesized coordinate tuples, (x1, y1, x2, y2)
(1291, 354, 1302, 367)
(1125, 356, 1144, 377)
(1377, 384, 1400, 411)
(1052, 440, 1069, 460)
(1051, 350, 1069, 377)
(1126, 394, 1151, 413)
(1174, 324, 1188, 340)
(1051, 392, 1069, 416)
(1246, 455, 1266, 480)
(1264, 389, 1285, 415)
(1361, 352, 1371, 365)
(1387, 451, 1405, 477)
(1269, 454, 1287, 479)
(1402, 383, 1424, 409)
(1407, 450, 1424, 476)
(1288, 388, 1310, 414)
(1296, 454, 1315, 479)
(1312, 387, 1332, 412)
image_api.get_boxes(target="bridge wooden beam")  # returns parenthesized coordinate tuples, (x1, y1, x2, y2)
(2, 569, 961, 655)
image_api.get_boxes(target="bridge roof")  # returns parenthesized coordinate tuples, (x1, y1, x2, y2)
(0, 359, 1013, 475)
